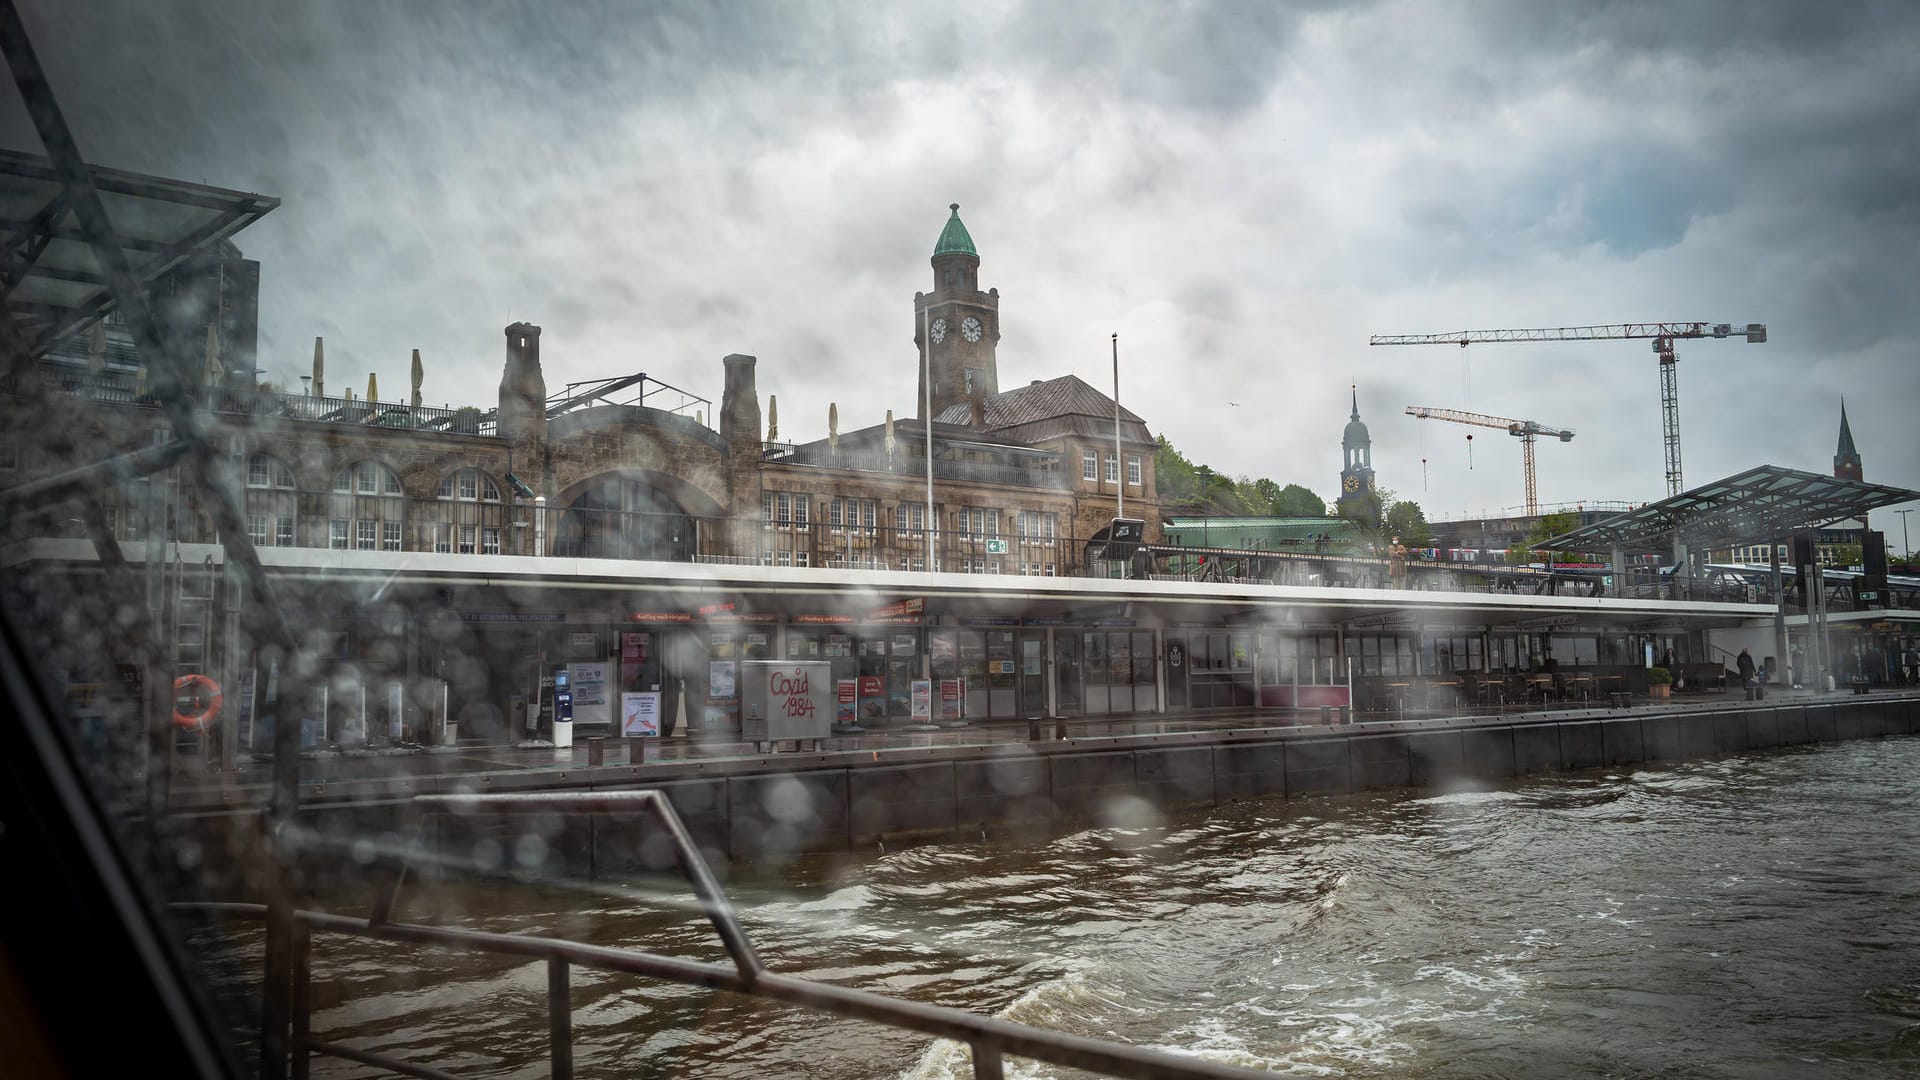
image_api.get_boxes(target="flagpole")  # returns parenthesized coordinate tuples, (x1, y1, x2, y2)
(1112, 332, 1123, 521)
(923, 306, 935, 573)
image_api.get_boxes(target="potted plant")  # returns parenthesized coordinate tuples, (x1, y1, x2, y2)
(1647, 666, 1673, 700)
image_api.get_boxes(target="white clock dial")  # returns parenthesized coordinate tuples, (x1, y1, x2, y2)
(961, 316, 983, 343)
(930, 318, 947, 344)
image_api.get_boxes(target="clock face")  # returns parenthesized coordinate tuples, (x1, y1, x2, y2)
(1343, 475, 1360, 492)
(930, 318, 947, 344)
(961, 316, 983, 343)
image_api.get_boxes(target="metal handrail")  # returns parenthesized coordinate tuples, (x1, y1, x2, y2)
(185, 789, 1278, 1080)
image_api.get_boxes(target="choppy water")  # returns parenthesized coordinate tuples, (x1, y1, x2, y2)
(218, 737, 1920, 1078)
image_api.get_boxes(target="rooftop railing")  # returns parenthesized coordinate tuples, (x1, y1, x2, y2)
(11, 366, 500, 434)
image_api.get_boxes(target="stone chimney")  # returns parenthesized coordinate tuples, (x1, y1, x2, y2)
(719, 354, 763, 548)
(498, 322, 547, 443)
(720, 353, 760, 449)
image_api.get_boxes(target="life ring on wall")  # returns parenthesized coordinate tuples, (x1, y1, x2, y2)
(173, 674, 223, 729)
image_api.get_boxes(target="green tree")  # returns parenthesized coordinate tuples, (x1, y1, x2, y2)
(1273, 482, 1327, 517)
(1157, 435, 1330, 519)
(1340, 491, 1385, 535)
(1525, 511, 1584, 564)
(1384, 499, 1433, 547)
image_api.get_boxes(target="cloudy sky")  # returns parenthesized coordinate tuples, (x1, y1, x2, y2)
(9, 0, 1918, 527)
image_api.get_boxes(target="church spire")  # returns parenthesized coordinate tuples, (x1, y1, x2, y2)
(1834, 399, 1862, 481)
(1351, 382, 1360, 421)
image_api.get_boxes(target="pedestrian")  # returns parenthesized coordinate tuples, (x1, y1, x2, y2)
(1388, 536, 1408, 590)
(1737, 647, 1756, 686)
(1659, 646, 1675, 671)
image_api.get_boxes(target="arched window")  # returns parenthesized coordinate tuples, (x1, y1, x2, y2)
(433, 468, 505, 554)
(556, 476, 695, 562)
(329, 461, 406, 550)
(437, 468, 501, 502)
(244, 453, 299, 547)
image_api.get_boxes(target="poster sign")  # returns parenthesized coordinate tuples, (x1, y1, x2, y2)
(989, 659, 1015, 675)
(892, 633, 918, 654)
(866, 597, 925, 621)
(709, 660, 737, 700)
(621, 692, 661, 736)
(911, 679, 932, 721)
(938, 678, 962, 720)
(569, 662, 609, 711)
(837, 678, 857, 724)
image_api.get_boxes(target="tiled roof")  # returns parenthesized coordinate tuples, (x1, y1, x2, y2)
(933, 374, 1145, 429)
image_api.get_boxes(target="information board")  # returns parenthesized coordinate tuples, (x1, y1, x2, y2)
(621, 691, 661, 737)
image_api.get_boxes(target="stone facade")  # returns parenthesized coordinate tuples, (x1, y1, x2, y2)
(5, 206, 1160, 571)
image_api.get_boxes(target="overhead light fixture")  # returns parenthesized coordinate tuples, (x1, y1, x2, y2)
(506, 472, 536, 498)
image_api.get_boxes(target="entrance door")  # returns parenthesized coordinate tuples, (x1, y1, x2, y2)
(1164, 634, 1188, 709)
(1017, 632, 1048, 716)
(1054, 632, 1081, 715)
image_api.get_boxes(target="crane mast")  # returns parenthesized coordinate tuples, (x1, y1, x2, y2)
(1372, 322, 1765, 496)
(1405, 405, 1574, 517)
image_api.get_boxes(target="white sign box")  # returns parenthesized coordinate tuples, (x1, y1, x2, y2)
(740, 661, 832, 743)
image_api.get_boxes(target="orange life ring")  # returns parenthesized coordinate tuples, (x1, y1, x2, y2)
(173, 674, 223, 729)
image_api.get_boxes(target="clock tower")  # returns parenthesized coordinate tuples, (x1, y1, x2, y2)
(1337, 384, 1376, 513)
(914, 204, 1000, 420)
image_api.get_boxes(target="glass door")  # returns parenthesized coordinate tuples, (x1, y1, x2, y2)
(1017, 631, 1047, 715)
(1053, 632, 1081, 715)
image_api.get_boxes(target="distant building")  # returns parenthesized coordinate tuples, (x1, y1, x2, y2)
(1426, 504, 1636, 562)
(1712, 402, 1869, 567)
(4, 202, 1176, 732)
(1162, 517, 1359, 551)
(1336, 385, 1376, 516)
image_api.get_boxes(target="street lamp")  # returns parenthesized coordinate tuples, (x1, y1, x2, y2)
(1897, 507, 1914, 561)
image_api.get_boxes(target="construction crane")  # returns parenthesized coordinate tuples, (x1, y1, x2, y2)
(1371, 322, 1766, 496)
(1405, 406, 1574, 517)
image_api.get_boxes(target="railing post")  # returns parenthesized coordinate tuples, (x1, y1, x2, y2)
(972, 1042, 1005, 1080)
(290, 921, 311, 1080)
(548, 954, 572, 1080)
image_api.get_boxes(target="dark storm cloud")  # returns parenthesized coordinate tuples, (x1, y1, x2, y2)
(1007, 0, 1341, 115)
(3, 1, 1914, 516)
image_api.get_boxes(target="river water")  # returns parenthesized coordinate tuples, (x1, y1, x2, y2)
(266, 737, 1920, 1078)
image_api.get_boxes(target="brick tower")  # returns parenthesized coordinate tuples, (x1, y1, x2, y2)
(913, 204, 1000, 421)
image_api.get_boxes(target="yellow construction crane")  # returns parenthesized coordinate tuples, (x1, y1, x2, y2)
(1372, 322, 1765, 496)
(1405, 405, 1574, 517)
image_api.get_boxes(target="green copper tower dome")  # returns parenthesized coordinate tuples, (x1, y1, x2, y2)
(933, 203, 977, 258)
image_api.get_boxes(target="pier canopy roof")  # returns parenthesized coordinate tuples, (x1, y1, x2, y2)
(0, 148, 278, 358)
(1538, 465, 1920, 555)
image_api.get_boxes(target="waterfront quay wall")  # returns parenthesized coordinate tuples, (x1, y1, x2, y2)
(186, 696, 1919, 886)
